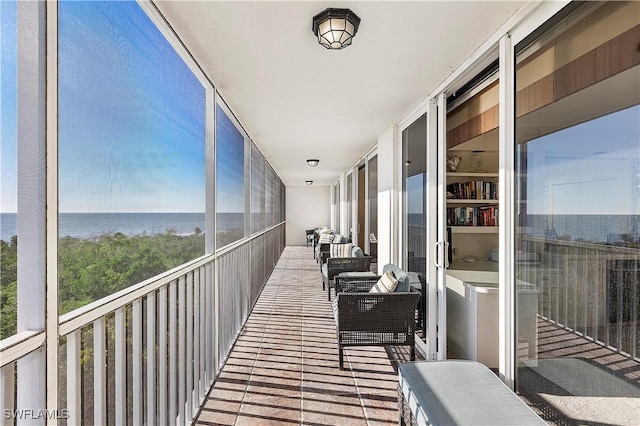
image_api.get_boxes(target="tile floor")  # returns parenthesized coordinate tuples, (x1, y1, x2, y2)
(192, 245, 640, 425)
(194, 246, 412, 425)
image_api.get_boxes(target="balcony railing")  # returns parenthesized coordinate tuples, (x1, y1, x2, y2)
(0, 223, 285, 425)
(518, 237, 639, 361)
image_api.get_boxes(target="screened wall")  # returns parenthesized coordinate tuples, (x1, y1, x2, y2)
(0, 1, 285, 423)
(216, 103, 246, 248)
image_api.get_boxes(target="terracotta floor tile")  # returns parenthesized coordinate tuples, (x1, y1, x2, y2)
(196, 406, 238, 425)
(301, 394, 366, 424)
(236, 396, 302, 425)
(362, 406, 398, 425)
(194, 246, 414, 425)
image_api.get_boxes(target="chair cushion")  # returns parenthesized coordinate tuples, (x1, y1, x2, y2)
(383, 263, 410, 292)
(330, 243, 353, 258)
(321, 263, 328, 278)
(370, 270, 398, 293)
(332, 298, 339, 324)
(318, 227, 333, 234)
(333, 234, 343, 243)
(352, 246, 364, 257)
(318, 234, 334, 244)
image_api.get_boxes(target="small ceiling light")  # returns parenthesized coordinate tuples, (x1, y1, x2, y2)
(312, 8, 361, 50)
(306, 159, 320, 167)
(306, 180, 313, 185)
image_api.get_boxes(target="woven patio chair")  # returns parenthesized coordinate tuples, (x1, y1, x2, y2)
(305, 229, 315, 247)
(321, 255, 373, 300)
(331, 266, 420, 369)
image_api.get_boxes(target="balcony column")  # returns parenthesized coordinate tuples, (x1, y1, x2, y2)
(16, 1, 51, 423)
(498, 32, 515, 388)
(375, 125, 398, 273)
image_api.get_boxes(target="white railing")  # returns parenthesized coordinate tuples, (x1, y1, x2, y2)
(518, 237, 639, 361)
(407, 225, 426, 261)
(0, 222, 285, 425)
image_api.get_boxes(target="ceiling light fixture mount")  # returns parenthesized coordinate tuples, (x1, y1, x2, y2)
(305, 180, 313, 185)
(312, 8, 361, 50)
(306, 159, 320, 167)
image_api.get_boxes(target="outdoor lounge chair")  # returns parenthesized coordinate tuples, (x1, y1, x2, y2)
(332, 264, 421, 369)
(305, 229, 314, 247)
(322, 254, 373, 300)
(315, 230, 337, 260)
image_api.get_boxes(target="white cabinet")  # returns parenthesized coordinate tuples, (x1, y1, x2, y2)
(446, 269, 499, 368)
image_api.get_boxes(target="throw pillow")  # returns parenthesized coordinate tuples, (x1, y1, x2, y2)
(370, 270, 398, 293)
(383, 264, 410, 292)
(351, 246, 364, 258)
(330, 243, 353, 258)
(318, 234, 334, 244)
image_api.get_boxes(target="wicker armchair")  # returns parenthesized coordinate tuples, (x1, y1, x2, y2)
(316, 243, 332, 265)
(321, 256, 373, 300)
(305, 229, 315, 247)
(332, 274, 420, 369)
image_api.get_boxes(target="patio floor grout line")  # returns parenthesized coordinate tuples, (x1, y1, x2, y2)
(196, 247, 402, 425)
(236, 257, 283, 424)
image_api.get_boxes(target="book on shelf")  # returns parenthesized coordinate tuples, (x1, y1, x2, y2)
(447, 206, 498, 227)
(446, 180, 498, 200)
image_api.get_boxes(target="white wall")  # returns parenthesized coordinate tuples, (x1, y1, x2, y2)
(286, 185, 331, 246)
(376, 125, 399, 273)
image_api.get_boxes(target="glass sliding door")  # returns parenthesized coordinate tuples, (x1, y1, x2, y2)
(445, 68, 500, 368)
(357, 166, 366, 248)
(514, 2, 640, 423)
(333, 181, 341, 233)
(346, 172, 353, 242)
(402, 113, 428, 338)
(368, 156, 378, 258)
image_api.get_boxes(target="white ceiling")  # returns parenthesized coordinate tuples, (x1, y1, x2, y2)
(155, 1, 526, 186)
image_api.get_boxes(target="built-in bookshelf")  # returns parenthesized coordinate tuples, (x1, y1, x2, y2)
(446, 131, 499, 261)
(447, 171, 498, 229)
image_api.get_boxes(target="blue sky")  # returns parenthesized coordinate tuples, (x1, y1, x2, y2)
(1, 1, 251, 214)
(523, 105, 640, 215)
(1, 1, 208, 213)
(407, 173, 425, 215)
(216, 104, 245, 213)
(56, 1, 206, 213)
(1, 1, 17, 213)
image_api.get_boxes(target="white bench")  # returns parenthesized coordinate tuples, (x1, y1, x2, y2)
(398, 360, 546, 425)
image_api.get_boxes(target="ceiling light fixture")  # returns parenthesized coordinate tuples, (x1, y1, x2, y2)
(312, 8, 361, 50)
(306, 180, 313, 185)
(306, 159, 320, 167)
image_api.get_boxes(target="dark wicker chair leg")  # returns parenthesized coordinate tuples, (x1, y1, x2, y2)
(410, 345, 415, 361)
(339, 346, 344, 370)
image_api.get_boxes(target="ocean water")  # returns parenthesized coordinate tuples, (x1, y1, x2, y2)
(521, 214, 640, 244)
(408, 213, 639, 244)
(0, 212, 244, 241)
